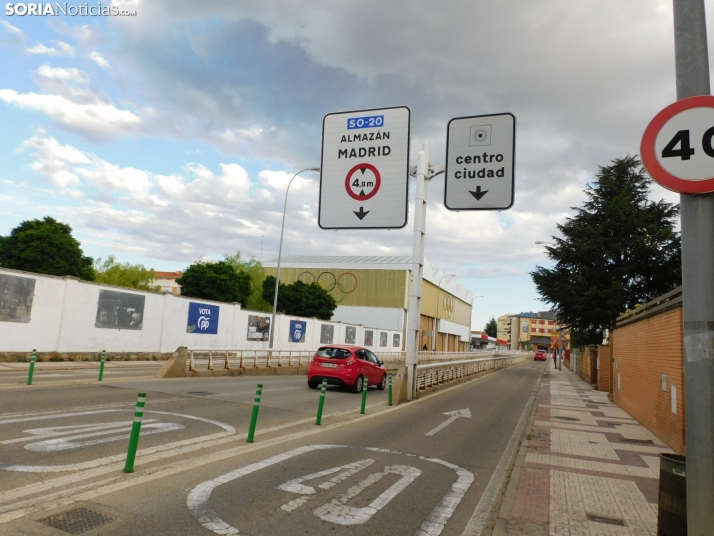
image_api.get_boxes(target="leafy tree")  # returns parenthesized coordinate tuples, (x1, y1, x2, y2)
(262, 276, 337, 320)
(177, 260, 251, 304)
(0, 217, 94, 280)
(222, 251, 271, 311)
(484, 317, 498, 338)
(94, 255, 158, 291)
(531, 156, 681, 345)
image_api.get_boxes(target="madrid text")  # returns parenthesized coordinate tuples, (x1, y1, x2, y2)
(338, 131, 391, 159)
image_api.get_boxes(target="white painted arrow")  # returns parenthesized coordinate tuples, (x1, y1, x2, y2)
(425, 408, 472, 436)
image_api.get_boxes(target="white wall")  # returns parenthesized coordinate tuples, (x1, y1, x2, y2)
(0, 268, 404, 354)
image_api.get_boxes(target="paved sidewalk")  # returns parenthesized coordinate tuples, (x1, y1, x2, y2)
(494, 360, 672, 536)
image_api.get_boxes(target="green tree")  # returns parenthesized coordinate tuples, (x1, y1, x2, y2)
(222, 251, 271, 311)
(0, 216, 94, 280)
(177, 260, 251, 304)
(93, 255, 158, 291)
(262, 276, 337, 320)
(531, 156, 681, 345)
(484, 317, 498, 338)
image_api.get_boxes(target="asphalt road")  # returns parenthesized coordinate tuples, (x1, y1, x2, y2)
(0, 359, 544, 535)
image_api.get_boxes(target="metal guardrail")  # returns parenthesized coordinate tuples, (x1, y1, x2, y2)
(184, 347, 530, 373)
(415, 352, 532, 390)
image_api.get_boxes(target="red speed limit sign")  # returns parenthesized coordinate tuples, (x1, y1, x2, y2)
(641, 95, 714, 193)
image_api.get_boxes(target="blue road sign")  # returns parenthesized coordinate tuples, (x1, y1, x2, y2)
(289, 320, 307, 343)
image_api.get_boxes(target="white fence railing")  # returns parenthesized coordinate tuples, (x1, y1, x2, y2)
(415, 352, 532, 391)
(184, 347, 530, 372)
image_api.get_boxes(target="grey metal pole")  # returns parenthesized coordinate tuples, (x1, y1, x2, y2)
(406, 142, 429, 401)
(268, 168, 320, 349)
(673, 1, 713, 533)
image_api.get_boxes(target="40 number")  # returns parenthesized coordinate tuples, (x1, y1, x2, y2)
(662, 128, 714, 160)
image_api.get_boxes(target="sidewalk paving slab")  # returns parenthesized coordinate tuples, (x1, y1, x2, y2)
(493, 360, 671, 536)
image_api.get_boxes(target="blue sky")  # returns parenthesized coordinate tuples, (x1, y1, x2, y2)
(0, 0, 696, 330)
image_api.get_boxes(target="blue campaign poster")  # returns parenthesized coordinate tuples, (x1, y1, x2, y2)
(187, 302, 220, 334)
(289, 320, 307, 343)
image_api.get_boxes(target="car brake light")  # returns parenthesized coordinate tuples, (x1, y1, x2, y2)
(346, 357, 355, 365)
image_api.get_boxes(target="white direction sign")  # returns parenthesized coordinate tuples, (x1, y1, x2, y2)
(444, 113, 515, 210)
(319, 106, 410, 229)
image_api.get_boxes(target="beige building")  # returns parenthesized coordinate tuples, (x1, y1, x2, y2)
(498, 311, 570, 351)
(264, 255, 473, 352)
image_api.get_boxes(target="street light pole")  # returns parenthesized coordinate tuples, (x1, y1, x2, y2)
(434, 273, 456, 351)
(268, 167, 320, 349)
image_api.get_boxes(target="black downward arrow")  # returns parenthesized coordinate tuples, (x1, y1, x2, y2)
(469, 186, 489, 200)
(353, 207, 370, 220)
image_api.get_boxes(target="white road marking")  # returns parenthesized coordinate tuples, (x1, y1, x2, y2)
(0, 410, 233, 471)
(277, 459, 375, 511)
(313, 464, 421, 525)
(186, 445, 474, 536)
(425, 408, 472, 436)
(25, 422, 184, 452)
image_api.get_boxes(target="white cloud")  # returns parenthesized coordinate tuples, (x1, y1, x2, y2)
(0, 89, 142, 139)
(26, 40, 75, 56)
(89, 51, 110, 69)
(1, 20, 23, 36)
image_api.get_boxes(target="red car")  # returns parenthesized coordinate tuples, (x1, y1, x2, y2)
(308, 345, 387, 393)
(534, 350, 547, 361)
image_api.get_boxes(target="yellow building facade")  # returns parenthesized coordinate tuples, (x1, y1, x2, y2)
(264, 256, 473, 352)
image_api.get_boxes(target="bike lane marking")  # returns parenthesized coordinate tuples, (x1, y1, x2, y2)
(0, 410, 234, 472)
(187, 444, 474, 536)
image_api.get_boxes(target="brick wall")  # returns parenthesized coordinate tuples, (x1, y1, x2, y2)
(597, 345, 611, 392)
(611, 306, 685, 454)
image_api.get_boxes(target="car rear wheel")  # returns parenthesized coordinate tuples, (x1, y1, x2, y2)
(351, 375, 364, 394)
(308, 380, 319, 389)
(377, 374, 386, 390)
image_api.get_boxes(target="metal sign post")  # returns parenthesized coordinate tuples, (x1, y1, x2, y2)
(673, 0, 714, 532)
(406, 143, 430, 400)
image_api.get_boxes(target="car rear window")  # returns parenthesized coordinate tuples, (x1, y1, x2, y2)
(316, 347, 352, 359)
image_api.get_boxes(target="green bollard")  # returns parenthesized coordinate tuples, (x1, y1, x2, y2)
(27, 349, 37, 386)
(360, 378, 368, 414)
(316, 379, 327, 425)
(123, 392, 147, 473)
(247, 384, 263, 443)
(388, 374, 393, 406)
(98, 350, 106, 381)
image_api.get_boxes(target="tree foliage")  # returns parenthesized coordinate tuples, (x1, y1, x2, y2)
(177, 260, 251, 304)
(484, 317, 498, 338)
(222, 251, 271, 311)
(93, 255, 157, 291)
(531, 156, 681, 344)
(0, 217, 94, 280)
(262, 276, 337, 320)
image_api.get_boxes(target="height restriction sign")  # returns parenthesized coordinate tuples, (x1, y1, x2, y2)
(641, 95, 714, 194)
(319, 106, 410, 229)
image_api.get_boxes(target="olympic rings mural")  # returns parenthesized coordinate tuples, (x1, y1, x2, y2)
(443, 294, 454, 321)
(297, 271, 358, 303)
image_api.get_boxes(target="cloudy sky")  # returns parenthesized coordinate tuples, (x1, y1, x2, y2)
(0, 0, 698, 330)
